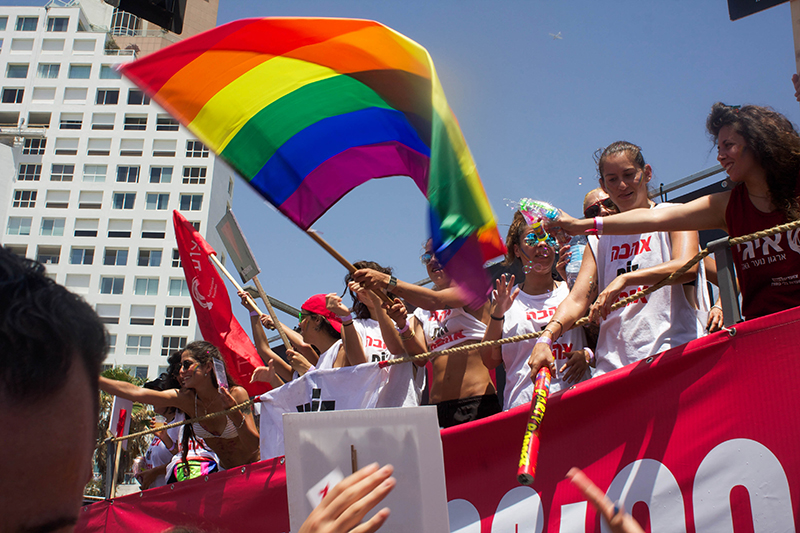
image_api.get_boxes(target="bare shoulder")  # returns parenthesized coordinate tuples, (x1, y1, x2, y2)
(228, 385, 250, 402)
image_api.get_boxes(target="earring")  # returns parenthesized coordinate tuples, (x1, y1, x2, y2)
(204, 373, 208, 376)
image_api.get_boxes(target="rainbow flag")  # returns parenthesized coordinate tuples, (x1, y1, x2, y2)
(120, 17, 506, 305)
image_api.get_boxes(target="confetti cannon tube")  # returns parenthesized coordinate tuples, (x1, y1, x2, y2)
(517, 367, 551, 485)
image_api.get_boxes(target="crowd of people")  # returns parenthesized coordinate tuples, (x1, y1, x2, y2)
(4, 92, 800, 532)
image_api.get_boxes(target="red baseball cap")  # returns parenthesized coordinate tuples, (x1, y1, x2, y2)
(300, 294, 343, 333)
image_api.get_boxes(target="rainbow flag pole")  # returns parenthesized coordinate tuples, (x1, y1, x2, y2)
(120, 17, 506, 305)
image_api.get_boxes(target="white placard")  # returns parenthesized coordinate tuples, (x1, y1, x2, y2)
(283, 406, 449, 533)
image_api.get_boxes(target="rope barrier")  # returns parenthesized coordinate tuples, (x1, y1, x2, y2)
(380, 217, 800, 367)
(96, 397, 256, 449)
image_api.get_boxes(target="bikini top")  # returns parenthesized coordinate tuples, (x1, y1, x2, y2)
(193, 394, 239, 440)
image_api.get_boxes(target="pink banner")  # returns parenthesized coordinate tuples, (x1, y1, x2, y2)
(79, 306, 800, 532)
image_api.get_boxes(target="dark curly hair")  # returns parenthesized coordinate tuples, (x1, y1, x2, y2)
(344, 261, 396, 319)
(706, 102, 800, 221)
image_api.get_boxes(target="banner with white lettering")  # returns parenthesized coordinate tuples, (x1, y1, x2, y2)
(78, 306, 800, 532)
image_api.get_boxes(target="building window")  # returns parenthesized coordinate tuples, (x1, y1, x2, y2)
(45, 190, 69, 209)
(168, 279, 189, 296)
(7, 64, 29, 79)
(145, 193, 169, 210)
(112, 193, 135, 210)
(127, 89, 150, 105)
(100, 276, 124, 295)
(74, 219, 98, 237)
(12, 190, 36, 208)
(162, 336, 187, 356)
(0, 17, 7, 31)
(122, 365, 149, 379)
(97, 304, 120, 325)
(172, 249, 181, 268)
(7, 217, 32, 236)
(108, 219, 132, 238)
(119, 139, 143, 157)
(165, 306, 190, 327)
(70, 247, 94, 265)
(17, 164, 41, 181)
(116, 166, 139, 183)
(152, 139, 176, 157)
(86, 138, 111, 156)
(37, 64, 60, 79)
(91, 113, 114, 130)
(134, 278, 159, 296)
(111, 9, 140, 37)
(126, 335, 152, 356)
(46, 17, 69, 32)
(51, 164, 74, 182)
(156, 115, 179, 131)
(186, 140, 209, 158)
(182, 167, 207, 185)
(53, 138, 78, 155)
(40, 218, 65, 236)
(138, 249, 162, 267)
(99, 65, 121, 80)
(83, 164, 106, 182)
(78, 190, 102, 209)
(107, 333, 116, 354)
(59, 113, 82, 130)
(96, 89, 119, 105)
(150, 166, 172, 183)
(124, 115, 147, 131)
(179, 194, 203, 211)
(2, 88, 23, 103)
(22, 138, 44, 156)
(130, 305, 156, 325)
(141, 220, 166, 239)
(15, 17, 38, 31)
(37, 246, 60, 265)
(104, 248, 128, 266)
(68, 64, 90, 79)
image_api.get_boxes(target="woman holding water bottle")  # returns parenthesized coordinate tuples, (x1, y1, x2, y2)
(480, 211, 589, 410)
(528, 141, 708, 380)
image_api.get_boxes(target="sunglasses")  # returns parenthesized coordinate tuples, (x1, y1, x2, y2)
(584, 197, 616, 218)
(420, 252, 437, 265)
(180, 360, 198, 371)
(298, 310, 313, 322)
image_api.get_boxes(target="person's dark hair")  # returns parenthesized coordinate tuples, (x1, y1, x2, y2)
(166, 349, 183, 382)
(503, 211, 529, 266)
(306, 313, 342, 340)
(707, 102, 800, 221)
(594, 141, 646, 180)
(0, 248, 107, 406)
(144, 378, 178, 416)
(344, 261, 395, 319)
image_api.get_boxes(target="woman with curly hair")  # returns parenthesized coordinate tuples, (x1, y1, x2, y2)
(556, 103, 800, 322)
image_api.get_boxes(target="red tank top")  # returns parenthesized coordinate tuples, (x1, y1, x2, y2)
(725, 184, 800, 319)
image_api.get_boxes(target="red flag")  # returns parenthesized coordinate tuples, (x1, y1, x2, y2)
(172, 210, 269, 396)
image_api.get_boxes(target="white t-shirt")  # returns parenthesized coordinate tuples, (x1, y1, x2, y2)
(352, 318, 392, 362)
(314, 339, 343, 370)
(588, 203, 707, 375)
(413, 307, 486, 351)
(501, 281, 588, 409)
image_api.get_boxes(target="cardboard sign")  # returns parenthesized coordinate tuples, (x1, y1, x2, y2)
(215, 208, 260, 284)
(109, 396, 133, 451)
(283, 406, 450, 533)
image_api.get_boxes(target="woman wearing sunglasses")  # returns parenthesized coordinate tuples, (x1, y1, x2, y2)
(352, 242, 500, 428)
(99, 341, 260, 470)
(481, 212, 590, 410)
(528, 141, 708, 381)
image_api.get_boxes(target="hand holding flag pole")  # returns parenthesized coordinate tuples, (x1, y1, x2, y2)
(207, 254, 293, 352)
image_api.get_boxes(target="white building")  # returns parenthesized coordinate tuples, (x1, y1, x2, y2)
(0, 1, 235, 380)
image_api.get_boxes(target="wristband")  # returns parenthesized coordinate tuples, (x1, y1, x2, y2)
(387, 276, 398, 290)
(340, 313, 354, 324)
(711, 304, 722, 312)
(586, 216, 604, 235)
(249, 310, 259, 317)
(536, 336, 552, 347)
(490, 314, 504, 321)
(167, 441, 177, 453)
(583, 347, 595, 365)
(396, 322, 410, 335)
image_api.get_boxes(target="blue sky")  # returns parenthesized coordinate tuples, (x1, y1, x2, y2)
(214, 1, 799, 333)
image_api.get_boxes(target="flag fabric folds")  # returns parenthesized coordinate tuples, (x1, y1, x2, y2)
(172, 210, 268, 397)
(121, 17, 506, 305)
(259, 361, 423, 459)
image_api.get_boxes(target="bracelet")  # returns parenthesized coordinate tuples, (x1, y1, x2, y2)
(711, 304, 722, 312)
(490, 314, 504, 321)
(340, 313, 354, 323)
(167, 441, 177, 453)
(234, 414, 246, 429)
(583, 347, 595, 365)
(342, 320, 354, 327)
(396, 322, 410, 335)
(249, 310, 259, 317)
(536, 336, 552, 347)
(387, 276, 398, 290)
(586, 216, 604, 236)
(400, 329, 415, 341)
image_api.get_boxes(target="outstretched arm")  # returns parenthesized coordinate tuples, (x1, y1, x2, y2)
(238, 291, 293, 382)
(352, 269, 471, 311)
(99, 376, 186, 411)
(557, 193, 730, 237)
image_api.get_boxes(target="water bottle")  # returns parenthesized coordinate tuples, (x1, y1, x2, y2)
(565, 235, 587, 288)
